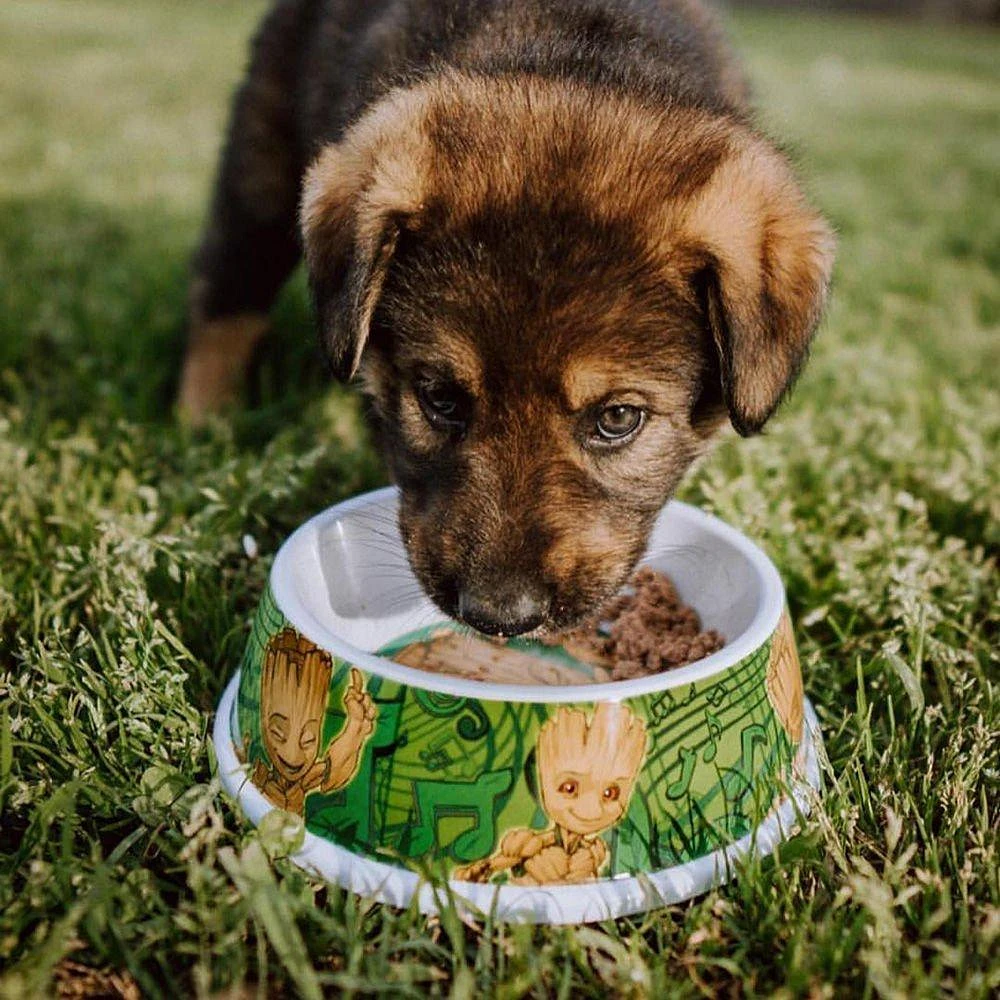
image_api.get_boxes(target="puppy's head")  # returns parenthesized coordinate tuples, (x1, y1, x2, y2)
(301, 75, 834, 636)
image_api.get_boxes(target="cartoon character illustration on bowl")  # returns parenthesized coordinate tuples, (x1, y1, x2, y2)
(454, 702, 647, 885)
(765, 610, 804, 744)
(239, 628, 377, 814)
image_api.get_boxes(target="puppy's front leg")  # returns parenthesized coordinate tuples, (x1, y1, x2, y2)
(178, 1, 307, 424)
(178, 294, 270, 424)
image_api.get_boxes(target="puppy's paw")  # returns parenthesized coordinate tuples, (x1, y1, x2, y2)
(177, 313, 269, 425)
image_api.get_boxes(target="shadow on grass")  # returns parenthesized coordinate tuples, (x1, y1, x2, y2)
(0, 193, 390, 712)
(0, 193, 334, 447)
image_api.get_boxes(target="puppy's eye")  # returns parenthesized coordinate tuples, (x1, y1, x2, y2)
(593, 404, 644, 443)
(416, 383, 468, 432)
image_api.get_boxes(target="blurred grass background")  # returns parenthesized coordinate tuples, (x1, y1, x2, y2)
(0, 1, 997, 997)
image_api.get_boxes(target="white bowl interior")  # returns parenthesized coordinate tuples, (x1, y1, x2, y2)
(275, 487, 773, 664)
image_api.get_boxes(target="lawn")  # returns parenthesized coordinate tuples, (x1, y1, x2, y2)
(0, 1, 996, 997)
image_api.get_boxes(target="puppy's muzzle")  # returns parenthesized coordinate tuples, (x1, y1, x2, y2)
(457, 583, 547, 637)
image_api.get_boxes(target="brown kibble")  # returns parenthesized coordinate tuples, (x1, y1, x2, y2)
(392, 568, 724, 684)
(552, 567, 724, 680)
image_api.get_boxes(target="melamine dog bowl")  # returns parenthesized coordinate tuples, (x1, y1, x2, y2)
(214, 486, 822, 924)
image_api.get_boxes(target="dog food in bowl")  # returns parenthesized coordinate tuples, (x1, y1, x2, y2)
(388, 567, 724, 684)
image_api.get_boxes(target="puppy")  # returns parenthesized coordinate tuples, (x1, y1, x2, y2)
(179, 0, 834, 637)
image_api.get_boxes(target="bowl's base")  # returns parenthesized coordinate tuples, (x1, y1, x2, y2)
(214, 670, 824, 925)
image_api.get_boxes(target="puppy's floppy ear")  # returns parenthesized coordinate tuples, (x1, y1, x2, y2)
(683, 136, 835, 436)
(299, 100, 429, 380)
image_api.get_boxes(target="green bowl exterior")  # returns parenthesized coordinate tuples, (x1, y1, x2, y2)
(234, 585, 801, 883)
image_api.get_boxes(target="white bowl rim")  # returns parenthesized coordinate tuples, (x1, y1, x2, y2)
(269, 485, 786, 704)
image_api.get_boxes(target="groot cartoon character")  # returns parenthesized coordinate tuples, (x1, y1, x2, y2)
(766, 610, 804, 743)
(242, 628, 376, 814)
(454, 702, 647, 885)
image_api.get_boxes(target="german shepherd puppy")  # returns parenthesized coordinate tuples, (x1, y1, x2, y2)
(179, 0, 834, 637)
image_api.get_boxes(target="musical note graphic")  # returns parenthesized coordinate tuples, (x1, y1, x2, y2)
(706, 682, 728, 707)
(736, 724, 767, 781)
(666, 746, 698, 799)
(649, 689, 678, 725)
(306, 696, 404, 847)
(702, 711, 722, 764)
(406, 767, 514, 860)
(719, 723, 769, 834)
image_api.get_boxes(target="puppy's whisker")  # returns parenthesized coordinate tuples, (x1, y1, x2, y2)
(349, 543, 408, 561)
(641, 543, 720, 567)
(351, 526, 401, 545)
(346, 507, 400, 525)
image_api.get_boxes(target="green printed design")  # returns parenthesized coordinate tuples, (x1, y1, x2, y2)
(235, 591, 800, 881)
(306, 685, 543, 866)
(617, 641, 792, 869)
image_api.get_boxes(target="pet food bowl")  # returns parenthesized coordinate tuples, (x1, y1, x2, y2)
(214, 486, 823, 924)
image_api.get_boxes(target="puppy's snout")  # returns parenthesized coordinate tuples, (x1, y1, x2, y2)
(457, 585, 547, 637)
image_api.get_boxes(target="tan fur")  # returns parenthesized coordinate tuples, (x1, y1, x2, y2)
(381, 331, 485, 453)
(302, 74, 832, 422)
(178, 311, 269, 423)
(561, 360, 688, 414)
(300, 90, 433, 377)
(303, 74, 732, 242)
(542, 516, 622, 586)
(300, 89, 433, 250)
(392, 331, 485, 398)
(670, 143, 836, 430)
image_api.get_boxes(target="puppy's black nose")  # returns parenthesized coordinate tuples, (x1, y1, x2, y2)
(457, 588, 546, 637)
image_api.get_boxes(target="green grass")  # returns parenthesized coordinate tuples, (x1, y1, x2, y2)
(0, 1, 996, 996)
